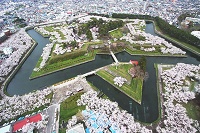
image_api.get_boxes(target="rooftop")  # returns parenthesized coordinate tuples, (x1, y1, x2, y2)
(13, 113, 42, 132)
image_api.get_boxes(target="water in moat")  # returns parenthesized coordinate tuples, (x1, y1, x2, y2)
(6, 23, 200, 123)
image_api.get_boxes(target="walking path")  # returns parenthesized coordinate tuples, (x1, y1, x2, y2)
(110, 50, 119, 63)
(152, 64, 174, 128)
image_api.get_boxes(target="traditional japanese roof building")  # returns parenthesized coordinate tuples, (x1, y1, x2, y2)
(130, 60, 138, 66)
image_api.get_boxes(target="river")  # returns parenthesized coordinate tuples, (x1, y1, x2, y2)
(6, 22, 200, 123)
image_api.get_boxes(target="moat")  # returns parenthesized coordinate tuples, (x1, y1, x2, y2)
(6, 22, 200, 123)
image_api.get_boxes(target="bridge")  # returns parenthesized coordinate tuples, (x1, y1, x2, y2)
(80, 70, 97, 77)
(110, 51, 119, 63)
(79, 51, 119, 78)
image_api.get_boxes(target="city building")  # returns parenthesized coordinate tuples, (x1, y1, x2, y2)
(12, 113, 42, 132)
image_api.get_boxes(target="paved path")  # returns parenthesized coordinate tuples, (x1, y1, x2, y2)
(45, 104, 60, 133)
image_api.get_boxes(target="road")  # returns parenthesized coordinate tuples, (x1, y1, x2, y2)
(45, 104, 60, 133)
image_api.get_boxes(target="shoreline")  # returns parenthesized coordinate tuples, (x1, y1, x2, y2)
(1, 38, 38, 97)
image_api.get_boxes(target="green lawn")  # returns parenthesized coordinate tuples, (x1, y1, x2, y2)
(44, 26, 54, 32)
(109, 64, 133, 82)
(97, 64, 143, 104)
(109, 29, 123, 39)
(182, 100, 200, 121)
(60, 92, 85, 123)
(30, 51, 96, 79)
(45, 91, 53, 102)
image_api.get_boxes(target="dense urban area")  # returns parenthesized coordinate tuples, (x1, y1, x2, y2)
(0, 0, 200, 133)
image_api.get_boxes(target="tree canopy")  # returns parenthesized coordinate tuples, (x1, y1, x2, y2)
(138, 56, 146, 72)
(78, 18, 124, 39)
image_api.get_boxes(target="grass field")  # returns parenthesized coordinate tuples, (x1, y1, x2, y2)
(97, 64, 143, 104)
(59, 92, 85, 133)
(182, 100, 200, 121)
(59, 92, 85, 123)
(109, 29, 123, 39)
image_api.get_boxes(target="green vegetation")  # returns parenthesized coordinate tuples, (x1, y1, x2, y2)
(112, 13, 154, 20)
(153, 64, 162, 125)
(45, 91, 53, 102)
(59, 128, 66, 133)
(30, 51, 96, 79)
(125, 45, 166, 56)
(97, 64, 143, 104)
(112, 13, 200, 54)
(154, 17, 200, 50)
(32, 18, 124, 79)
(182, 98, 200, 121)
(32, 16, 189, 79)
(78, 18, 124, 38)
(84, 41, 103, 45)
(44, 26, 54, 32)
(109, 28, 123, 39)
(59, 92, 85, 124)
(138, 56, 146, 72)
(60, 92, 85, 121)
(177, 13, 192, 23)
(49, 43, 88, 64)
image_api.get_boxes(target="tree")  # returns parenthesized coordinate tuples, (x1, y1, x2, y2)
(71, 40, 77, 48)
(129, 67, 136, 78)
(86, 30, 93, 41)
(138, 56, 146, 72)
(129, 66, 146, 80)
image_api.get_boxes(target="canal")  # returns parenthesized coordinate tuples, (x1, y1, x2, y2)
(6, 23, 200, 123)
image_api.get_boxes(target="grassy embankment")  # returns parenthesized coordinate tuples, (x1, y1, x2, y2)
(152, 21, 200, 55)
(97, 64, 143, 104)
(152, 64, 163, 125)
(30, 41, 98, 79)
(59, 92, 85, 133)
